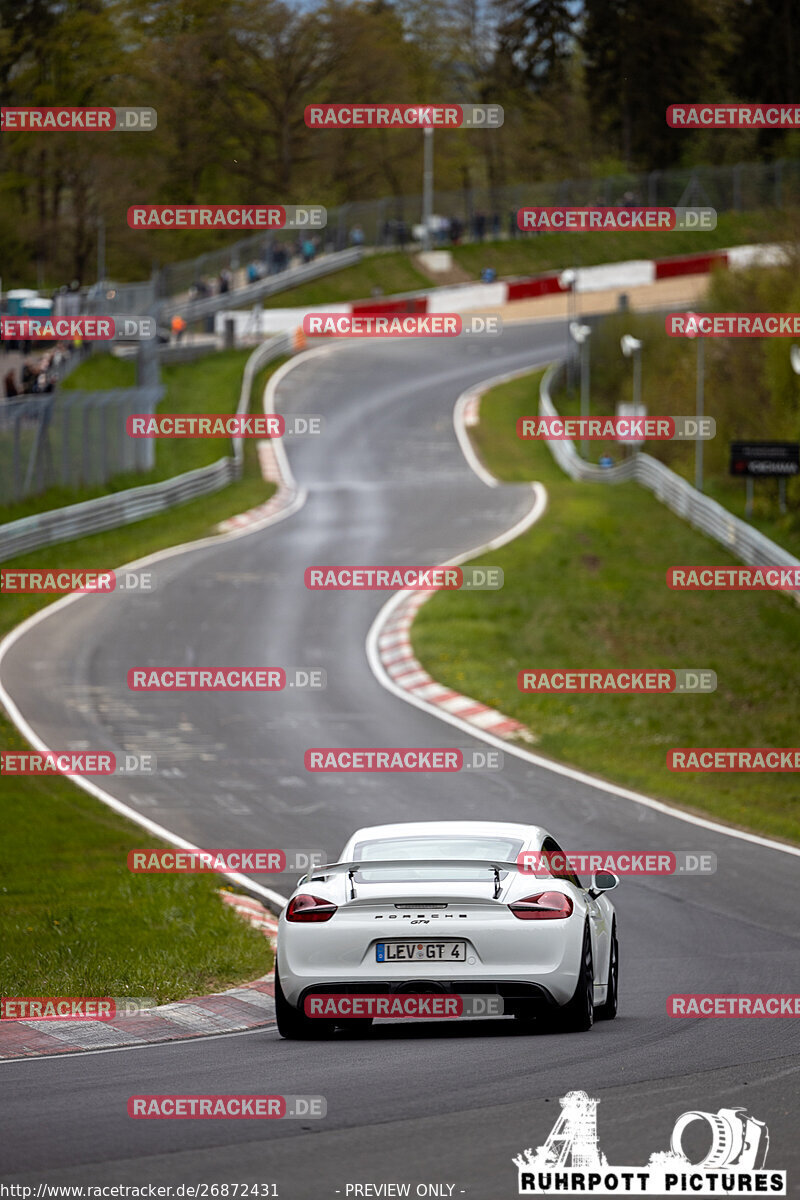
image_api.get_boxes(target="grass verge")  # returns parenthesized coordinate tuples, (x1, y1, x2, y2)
(411, 369, 800, 845)
(0, 359, 280, 999)
(261, 252, 430, 308)
(449, 210, 781, 278)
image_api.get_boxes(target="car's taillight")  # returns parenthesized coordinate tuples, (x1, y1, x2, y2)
(509, 891, 574, 920)
(285, 893, 338, 923)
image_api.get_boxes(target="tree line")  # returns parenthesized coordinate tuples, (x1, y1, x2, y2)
(0, 0, 796, 283)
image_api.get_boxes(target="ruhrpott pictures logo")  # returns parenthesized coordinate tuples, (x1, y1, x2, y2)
(513, 1091, 785, 1195)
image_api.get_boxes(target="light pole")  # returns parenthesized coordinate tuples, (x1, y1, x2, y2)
(422, 127, 434, 252)
(559, 269, 577, 389)
(570, 322, 592, 458)
(97, 214, 106, 288)
(683, 312, 706, 492)
(786, 345, 800, 513)
(620, 334, 643, 408)
(695, 334, 705, 492)
(620, 334, 643, 459)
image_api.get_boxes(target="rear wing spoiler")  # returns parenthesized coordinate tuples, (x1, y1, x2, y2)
(299, 858, 526, 899)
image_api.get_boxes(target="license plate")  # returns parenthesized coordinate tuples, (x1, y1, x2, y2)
(376, 941, 466, 962)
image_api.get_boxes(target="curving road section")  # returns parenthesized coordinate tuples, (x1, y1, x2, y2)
(1, 322, 799, 1195)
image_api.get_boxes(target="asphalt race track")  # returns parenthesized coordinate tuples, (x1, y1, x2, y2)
(1, 322, 799, 1195)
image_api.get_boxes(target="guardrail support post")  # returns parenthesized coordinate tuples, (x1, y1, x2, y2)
(695, 337, 705, 493)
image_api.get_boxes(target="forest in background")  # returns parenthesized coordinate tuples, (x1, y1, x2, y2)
(1, 0, 798, 283)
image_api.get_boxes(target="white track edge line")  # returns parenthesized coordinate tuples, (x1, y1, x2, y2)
(0, 1021, 277, 1065)
(367, 362, 800, 860)
(0, 345, 334, 914)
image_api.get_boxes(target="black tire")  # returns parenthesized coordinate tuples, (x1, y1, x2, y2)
(595, 920, 618, 1021)
(552, 923, 594, 1032)
(274, 969, 335, 1040)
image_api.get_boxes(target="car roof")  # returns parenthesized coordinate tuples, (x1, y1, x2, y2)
(346, 820, 550, 847)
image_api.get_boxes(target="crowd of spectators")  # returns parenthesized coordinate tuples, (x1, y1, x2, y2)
(375, 191, 644, 249)
(2, 342, 73, 400)
(188, 234, 326, 304)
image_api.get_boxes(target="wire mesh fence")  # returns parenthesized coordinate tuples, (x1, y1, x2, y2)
(0, 387, 162, 504)
(152, 158, 800, 298)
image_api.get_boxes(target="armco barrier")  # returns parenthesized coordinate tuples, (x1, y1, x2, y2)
(350, 295, 428, 316)
(159, 249, 363, 325)
(654, 251, 727, 280)
(506, 275, 565, 302)
(538, 364, 800, 602)
(218, 243, 782, 337)
(0, 332, 292, 562)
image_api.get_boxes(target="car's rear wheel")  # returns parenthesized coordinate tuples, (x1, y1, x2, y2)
(274, 968, 335, 1040)
(595, 919, 618, 1021)
(551, 923, 594, 1032)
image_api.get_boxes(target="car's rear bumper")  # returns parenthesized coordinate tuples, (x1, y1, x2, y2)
(292, 978, 559, 1017)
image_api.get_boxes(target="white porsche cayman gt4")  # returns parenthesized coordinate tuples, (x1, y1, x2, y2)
(275, 820, 619, 1038)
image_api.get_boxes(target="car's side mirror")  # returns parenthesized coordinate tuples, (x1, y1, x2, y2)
(588, 870, 619, 898)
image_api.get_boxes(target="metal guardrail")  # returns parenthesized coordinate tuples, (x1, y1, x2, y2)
(0, 332, 292, 562)
(231, 332, 292, 473)
(159, 249, 363, 323)
(539, 364, 800, 600)
(49, 249, 360, 323)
